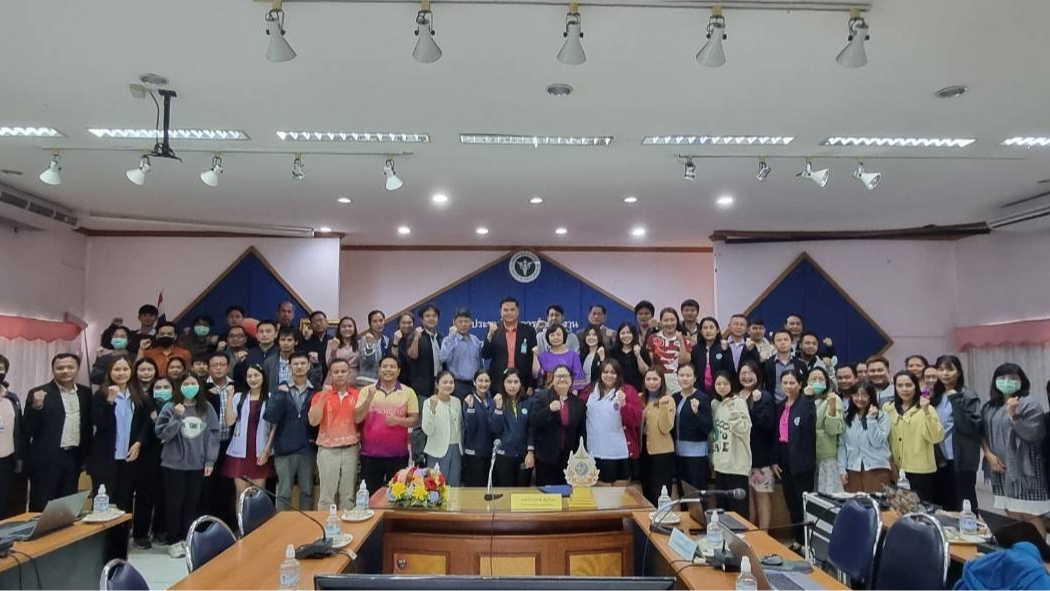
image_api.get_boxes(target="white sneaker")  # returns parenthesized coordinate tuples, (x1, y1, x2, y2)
(168, 541, 186, 559)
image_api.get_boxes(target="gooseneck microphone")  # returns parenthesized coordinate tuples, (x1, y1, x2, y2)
(484, 439, 503, 501)
(237, 475, 335, 560)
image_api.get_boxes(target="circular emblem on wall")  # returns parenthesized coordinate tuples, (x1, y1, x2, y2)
(509, 250, 542, 283)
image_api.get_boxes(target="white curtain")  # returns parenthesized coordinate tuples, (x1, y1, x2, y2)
(0, 336, 85, 404)
(960, 343, 1050, 410)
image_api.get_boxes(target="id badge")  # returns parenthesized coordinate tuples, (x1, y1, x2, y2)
(521, 341, 528, 354)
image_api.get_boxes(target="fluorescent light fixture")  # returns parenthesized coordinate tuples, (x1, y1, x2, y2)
(88, 129, 249, 141)
(276, 131, 430, 143)
(836, 10, 870, 68)
(695, 8, 727, 68)
(756, 158, 771, 181)
(683, 159, 696, 181)
(88, 212, 314, 237)
(642, 135, 793, 146)
(0, 127, 65, 138)
(38, 151, 62, 186)
(413, 2, 441, 64)
(265, 2, 296, 63)
(319, 226, 333, 233)
(461, 134, 612, 147)
(716, 195, 734, 207)
(1002, 137, 1050, 147)
(555, 227, 568, 235)
(337, 197, 352, 204)
(291, 154, 305, 180)
(557, 3, 586, 65)
(796, 160, 829, 188)
(630, 226, 647, 237)
(384, 158, 403, 191)
(623, 196, 638, 204)
(529, 196, 544, 204)
(397, 225, 411, 235)
(852, 161, 881, 190)
(200, 154, 224, 188)
(820, 136, 975, 148)
(431, 193, 449, 204)
(476, 227, 489, 235)
(126, 155, 152, 186)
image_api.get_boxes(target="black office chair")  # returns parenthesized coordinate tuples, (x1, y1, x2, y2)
(99, 558, 149, 591)
(827, 495, 882, 588)
(185, 515, 237, 572)
(874, 512, 949, 590)
(237, 486, 276, 537)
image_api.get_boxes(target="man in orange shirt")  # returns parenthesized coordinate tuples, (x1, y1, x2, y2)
(139, 322, 192, 377)
(308, 358, 360, 512)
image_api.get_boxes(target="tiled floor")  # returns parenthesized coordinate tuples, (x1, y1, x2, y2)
(128, 543, 188, 590)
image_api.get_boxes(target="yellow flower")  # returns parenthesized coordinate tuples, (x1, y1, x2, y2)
(412, 485, 428, 501)
(390, 482, 407, 498)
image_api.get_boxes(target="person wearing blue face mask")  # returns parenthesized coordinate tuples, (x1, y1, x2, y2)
(981, 363, 1050, 538)
(179, 315, 219, 361)
(91, 326, 134, 385)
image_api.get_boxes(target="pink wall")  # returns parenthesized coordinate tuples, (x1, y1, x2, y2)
(713, 240, 958, 368)
(0, 227, 86, 321)
(954, 231, 1050, 326)
(339, 248, 715, 322)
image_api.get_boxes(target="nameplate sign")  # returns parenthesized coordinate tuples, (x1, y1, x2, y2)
(668, 527, 700, 561)
(510, 493, 562, 512)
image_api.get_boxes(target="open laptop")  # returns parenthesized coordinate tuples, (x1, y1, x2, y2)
(979, 510, 1050, 562)
(0, 490, 89, 541)
(680, 481, 748, 531)
(721, 522, 825, 591)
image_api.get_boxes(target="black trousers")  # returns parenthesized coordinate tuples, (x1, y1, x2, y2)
(164, 467, 204, 545)
(906, 471, 937, 505)
(91, 460, 137, 511)
(780, 469, 815, 544)
(0, 455, 14, 518)
(202, 439, 234, 528)
(956, 469, 979, 512)
(535, 450, 570, 487)
(641, 452, 676, 507)
(28, 449, 79, 512)
(462, 454, 491, 488)
(676, 455, 709, 495)
(492, 455, 532, 487)
(133, 455, 165, 540)
(716, 472, 750, 520)
(933, 460, 959, 510)
(362, 455, 410, 495)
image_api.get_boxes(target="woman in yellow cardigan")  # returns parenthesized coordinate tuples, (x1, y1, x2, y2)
(883, 370, 944, 503)
(641, 368, 676, 506)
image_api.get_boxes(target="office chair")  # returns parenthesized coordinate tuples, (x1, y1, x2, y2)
(185, 515, 237, 572)
(237, 486, 276, 537)
(827, 495, 882, 588)
(873, 512, 949, 590)
(99, 558, 149, 591)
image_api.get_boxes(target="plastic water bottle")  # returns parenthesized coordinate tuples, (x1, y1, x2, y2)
(736, 556, 759, 590)
(706, 511, 725, 551)
(657, 485, 673, 513)
(896, 469, 911, 491)
(325, 504, 341, 540)
(93, 485, 110, 513)
(959, 499, 979, 534)
(278, 544, 301, 590)
(355, 480, 370, 513)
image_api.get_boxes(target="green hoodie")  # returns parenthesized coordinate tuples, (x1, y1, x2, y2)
(816, 393, 845, 461)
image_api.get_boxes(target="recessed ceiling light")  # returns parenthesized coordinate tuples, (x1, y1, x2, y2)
(0, 127, 65, 138)
(820, 136, 975, 148)
(1002, 137, 1050, 147)
(546, 83, 574, 97)
(336, 197, 352, 204)
(623, 196, 638, 204)
(555, 227, 568, 235)
(642, 135, 793, 146)
(716, 195, 734, 207)
(476, 227, 489, 235)
(319, 226, 333, 233)
(935, 85, 967, 99)
(397, 225, 411, 235)
(276, 131, 430, 143)
(630, 226, 647, 237)
(138, 73, 170, 87)
(431, 193, 449, 204)
(460, 134, 612, 147)
(529, 196, 544, 205)
(88, 128, 249, 140)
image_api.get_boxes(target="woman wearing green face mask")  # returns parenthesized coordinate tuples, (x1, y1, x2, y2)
(981, 363, 1049, 538)
(807, 366, 844, 494)
(90, 326, 134, 386)
(130, 375, 172, 548)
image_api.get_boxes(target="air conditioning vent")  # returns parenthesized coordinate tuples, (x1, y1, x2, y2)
(0, 187, 78, 229)
(0, 192, 29, 209)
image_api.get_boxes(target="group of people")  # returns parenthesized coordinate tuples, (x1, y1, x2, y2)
(1, 296, 1048, 559)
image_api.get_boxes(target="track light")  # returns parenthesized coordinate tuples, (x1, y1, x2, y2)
(836, 8, 869, 68)
(557, 2, 586, 66)
(853, 161, 881, 190)
(38, 150, 62, 186)
(384, 158, 404, 191)
(797, 160, 829, 187)
(695, 6, 727, 68)
(413, 0, 442, 63)
(126, 155, 152, 186)
(683, 159, 696, 181)
(200, 154, 224, 188)
(264, 0, 296, 63)
(756, 158, 771, 181)
(291, 154, 305, 181)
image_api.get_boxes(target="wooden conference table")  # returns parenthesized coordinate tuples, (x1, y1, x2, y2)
(0, 511, 131, 590)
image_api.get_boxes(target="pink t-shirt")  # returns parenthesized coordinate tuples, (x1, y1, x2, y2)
(357, 383, 420, 458)
(778, 404, 791, 443)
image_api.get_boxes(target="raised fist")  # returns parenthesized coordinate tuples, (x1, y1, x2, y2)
(414, 326, 424, 336)
(868, 405, 878, 417)
(633, 344, 641, 355)
(466, 395, 475, 409)
(494, 394, 504, 410)
(487, 322, 498, 338)
(309, 351, 320, 364)
(549, 399, 562, 412)
(32, 390, 46, 409)
(690, 398, 700, 413)
(106, 385, 120, 403)
(429, 397, 438, 413)
(752, 390, 762, 402)
(216, 340, 228, 351)
(139, 338, 152, 351)
(174, 403, 186, 416)
(803, 385, 815, 396)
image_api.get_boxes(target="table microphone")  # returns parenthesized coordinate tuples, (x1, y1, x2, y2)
(484, 439, 503, 501)
(236, 475, 334, 560)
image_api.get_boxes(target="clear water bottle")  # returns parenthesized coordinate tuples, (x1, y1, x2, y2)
(278, 544, 301, 590)
(325, 504, 341, 540)
(736, 556, 759, 590)
(706, 511, 725, 551)
(355, 480, 370, 514)
(93, 485, 110, 513)
(959, 499, 979, 534)
(657, 485, 673, 512)
(896, 469, 911, 491)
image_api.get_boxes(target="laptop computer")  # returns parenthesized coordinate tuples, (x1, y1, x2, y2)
(680, 481, 748, 531)
(978, 510, 1050, 562)
(0, 490, 89, 541)
(721, 522, 825, 591)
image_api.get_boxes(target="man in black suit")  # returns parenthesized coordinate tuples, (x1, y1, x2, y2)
(23, 353, 93, 511)
(406, 303, 443, 465)
(762, 329, 808, 402)
(482, 297, 539, 393)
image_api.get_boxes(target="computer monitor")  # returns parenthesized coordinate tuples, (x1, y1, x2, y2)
(314, 576, 676, 590)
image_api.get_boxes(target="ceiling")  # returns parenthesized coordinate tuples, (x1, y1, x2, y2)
(1, 0, 1049, 246)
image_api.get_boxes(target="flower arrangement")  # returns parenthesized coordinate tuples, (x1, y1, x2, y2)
(386, 466, 449, 508)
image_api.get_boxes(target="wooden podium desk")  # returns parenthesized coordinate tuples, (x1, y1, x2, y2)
(373, 486, 650, 577)
(0, 512, 131, 590)
(633, 511, 846, 590)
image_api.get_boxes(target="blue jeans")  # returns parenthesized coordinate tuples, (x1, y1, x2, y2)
(426, 444, 463, 487)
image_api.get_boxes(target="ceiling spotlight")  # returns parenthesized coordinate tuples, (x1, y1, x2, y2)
(630, 226, 647, 237)
(432, 193, 449, 204)
(797, 160, 830, 188)
(695, 6, 727, 67)
(555, 227, 568, 235)
(319, 226, 333, 233)
(413, 0, 442, 63)
(716, 195, 734, 207)
(624, 196, 638, 204)
(557, 2, 586, 65)
(264, 0, 296, 63)
(337, 197, 352, 204)
(836, 8, 870, 68)
(476, 227, 489, 235)
(291, 154, 305, 181)
(126, 155, 152, 186)
(38, 150, 62, 186)
(756, 158, 772, 181)
(683, 158, 696, 181)
(397, 225, 412, 235)
(200, 154, 224, 188)
(384, 158, 404, 191)
(853, 161, 881, 190)
(529, 196, 544, 205)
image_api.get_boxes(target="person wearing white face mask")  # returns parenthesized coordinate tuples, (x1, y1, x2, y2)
(808, 366, 844, 494)
(981, 363, 1050, 538)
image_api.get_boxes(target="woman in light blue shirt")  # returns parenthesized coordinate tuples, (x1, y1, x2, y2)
(837, 381, 893, 493)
